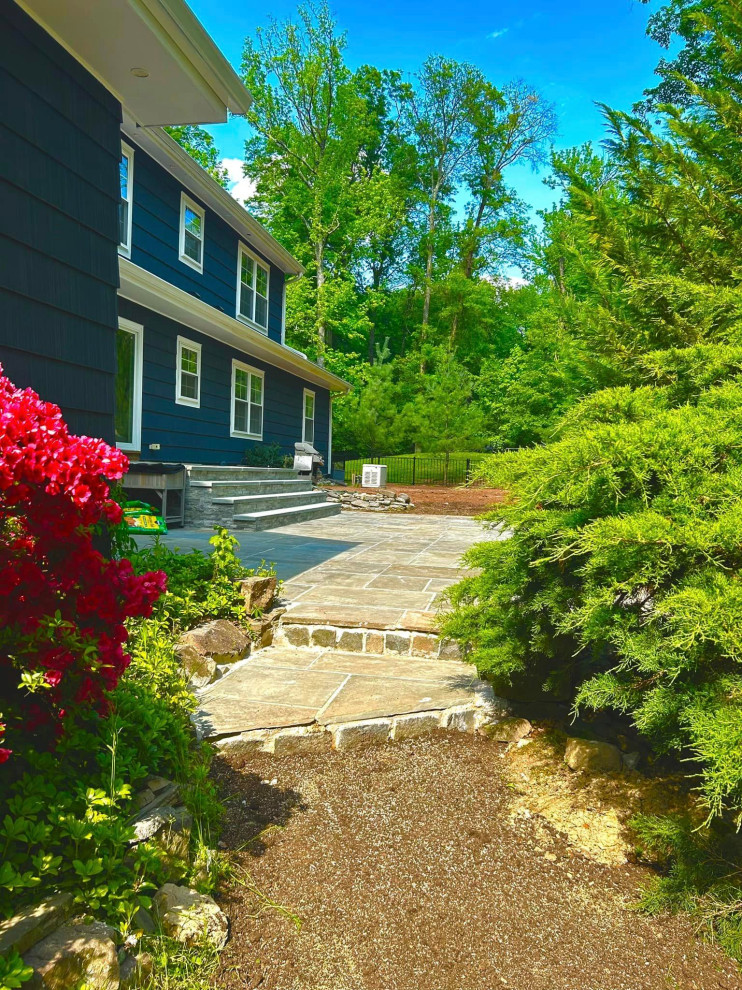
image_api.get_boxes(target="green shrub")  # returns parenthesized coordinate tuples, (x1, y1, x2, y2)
(243, 442, 287, 467)
(130, 527, 277, 630)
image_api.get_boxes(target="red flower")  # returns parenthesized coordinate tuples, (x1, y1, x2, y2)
(0, 364, 164, 764)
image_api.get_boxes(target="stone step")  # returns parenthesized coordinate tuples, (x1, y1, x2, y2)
(186, 464, 299, 482)
(233, 501, 342, 531)
(212, 489, 326, 514)
(193, 645, 506, 756)
(190, 478, 314, 496)
(274, 604, 459, 659)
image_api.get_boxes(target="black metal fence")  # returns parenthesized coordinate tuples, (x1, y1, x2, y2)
(332, 454, 484, 487)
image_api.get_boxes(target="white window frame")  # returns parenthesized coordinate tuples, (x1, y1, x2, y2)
(119, 141, 134, 258)
(178, 192, 205, 273)
(230, 360, 265, 440)
(175, 336, 201, 408)
(302, 388, 316, 445)
(236, 242, 270, 334)
(116, 317, 143, 452)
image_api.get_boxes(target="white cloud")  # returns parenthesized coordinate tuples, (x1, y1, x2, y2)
(221, 157, 257, 204)
(488, 28, 509, 40)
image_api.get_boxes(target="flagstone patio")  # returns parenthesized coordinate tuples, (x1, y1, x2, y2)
(142, 512, 509, 749)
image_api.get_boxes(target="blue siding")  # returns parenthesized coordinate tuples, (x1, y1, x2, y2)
(118, 298, 329, 466)
(127, 139, 286, 345)
(0, 0, 121, 442)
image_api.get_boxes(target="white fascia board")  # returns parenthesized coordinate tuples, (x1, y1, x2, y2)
(123, 122, 304, 277)
(119, 258, 350, 394)
(136, 0, 252, 117)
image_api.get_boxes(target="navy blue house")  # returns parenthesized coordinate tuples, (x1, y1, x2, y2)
(1, 0, 348, 473)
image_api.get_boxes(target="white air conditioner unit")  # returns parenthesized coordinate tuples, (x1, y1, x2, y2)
(361, 463, 387, 488)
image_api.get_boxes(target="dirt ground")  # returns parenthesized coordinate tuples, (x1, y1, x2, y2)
(341, 484, 506, 516)
(212, 733, 742, 990)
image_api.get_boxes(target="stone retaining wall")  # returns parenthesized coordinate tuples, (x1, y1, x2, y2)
(323, 488, 414, 512)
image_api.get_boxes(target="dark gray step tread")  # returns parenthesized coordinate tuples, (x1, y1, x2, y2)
(190, 479, 311, 490)
(213, 490, 325, 505)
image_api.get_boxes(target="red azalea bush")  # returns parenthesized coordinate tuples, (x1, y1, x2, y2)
(0, 366, 166, 764)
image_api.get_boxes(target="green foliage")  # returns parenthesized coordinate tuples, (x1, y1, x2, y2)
(0, 950, 32, 990)
(165, 126, 229, 188)
(242, 442, 291, 468)
(0, 527, 269, 947)
(632, 814, 742, 961)
(446, 0, 742, 951)
(130, 527, 276, 629)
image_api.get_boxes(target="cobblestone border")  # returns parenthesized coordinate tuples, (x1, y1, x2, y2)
(212, 690, 505, 759)
(273, 623, 462, 659)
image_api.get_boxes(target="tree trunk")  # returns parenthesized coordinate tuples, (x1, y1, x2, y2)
(463, 194, 488, 279)
(421, 195, 437, 330)
(315, 241, 326, 366)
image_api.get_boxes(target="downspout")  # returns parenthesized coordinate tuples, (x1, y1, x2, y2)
(327, 395, 333, 479)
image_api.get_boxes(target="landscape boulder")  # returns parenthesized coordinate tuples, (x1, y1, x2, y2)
(564, 737, 623, 774)
(484, 717, 533, 745)
(178, 620, 249, 666)
(23, 922, 118, 990)
(174, 641, 216, 689)
(0, 894, 74, 957)
(240, 575, 277, 613)
(152, 883, 229, 949)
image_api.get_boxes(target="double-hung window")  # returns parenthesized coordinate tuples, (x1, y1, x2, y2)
(179, 193, 205, 272)
(236, 244, 269, 332)
(176, 337, 201, 407)
(119, 142, 134, 256)
(231, 361, 264, 439)
(303, 389, 315, 445)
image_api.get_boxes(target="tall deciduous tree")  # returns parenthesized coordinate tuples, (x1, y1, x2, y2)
(405, 57, 482, 333)
(241, 2, 385, 363)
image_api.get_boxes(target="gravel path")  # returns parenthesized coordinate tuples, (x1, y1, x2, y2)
(213, 734, 742, 990)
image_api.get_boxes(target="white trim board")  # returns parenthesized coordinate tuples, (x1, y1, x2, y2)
(116, 317, 143, 452)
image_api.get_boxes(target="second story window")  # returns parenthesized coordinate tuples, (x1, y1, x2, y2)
(119, 142, 134, 256)
(179, 193, 204, 272)
(176, 336, 201, 407)
(237, 244, 269, 333)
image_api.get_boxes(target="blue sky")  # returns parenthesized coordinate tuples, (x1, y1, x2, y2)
(191, 0, 664, 217)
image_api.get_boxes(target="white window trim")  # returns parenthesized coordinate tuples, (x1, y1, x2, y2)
(302, 388, 316, 444)
(280, 279, 287, 345)
(230, 359, 265, 440)
(175, 336, 201, 408)
(236, 241, 270, 335)
(179, 192, 205, 273)
(119, 141, 134, 258)
(116, 317, 143, 452)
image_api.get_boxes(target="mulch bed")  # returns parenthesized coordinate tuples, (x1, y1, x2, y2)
(212, 734, 742, 990)
(340, 484, 506, 516)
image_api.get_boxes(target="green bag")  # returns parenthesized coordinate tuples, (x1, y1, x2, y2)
(122, 500, 168, 535)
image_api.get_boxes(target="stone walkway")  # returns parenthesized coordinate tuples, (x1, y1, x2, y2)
(144, 513, 508, 750)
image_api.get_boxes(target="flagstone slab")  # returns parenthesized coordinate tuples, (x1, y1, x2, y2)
(310, 651, 476, 683)
(297, 586, 435, 610)
(367, 575, 432, 591)
(242, 648, 324, 668)
(318, 674, 475, 724)
(194, 702, 317, 739)
(282, 605, 407, 629)
(200, 664, 346, 710)
(389, 565, 472, 580)
(399, 610, 441, 633)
